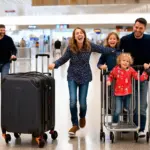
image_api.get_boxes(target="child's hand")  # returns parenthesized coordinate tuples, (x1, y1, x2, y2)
(48, 63, 55, 70)
(107, 81, 111, 86)
(144, 63, 150, 69)
(100, 64, 107, 70)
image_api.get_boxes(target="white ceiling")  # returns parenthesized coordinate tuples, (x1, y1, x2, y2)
(0, 0, 150, 16)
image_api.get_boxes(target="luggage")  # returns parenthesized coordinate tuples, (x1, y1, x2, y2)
(1, 54, 57, 148)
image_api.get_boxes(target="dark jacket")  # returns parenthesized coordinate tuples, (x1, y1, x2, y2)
(97, 49, 121, 71)
(120, 32, 150, 73)
(0, 35, 17, 64)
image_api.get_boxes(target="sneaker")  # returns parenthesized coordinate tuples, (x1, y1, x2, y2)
(79, 118, 86, 128)
(68, 126, 79, 137)
(112, 123, 118, 126)
(138, 131, 145, 138)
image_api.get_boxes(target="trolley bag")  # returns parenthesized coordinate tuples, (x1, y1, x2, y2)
(1, 54, 57, 148)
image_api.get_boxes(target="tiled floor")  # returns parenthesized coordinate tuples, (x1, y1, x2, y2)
(0, 49, 150, 150)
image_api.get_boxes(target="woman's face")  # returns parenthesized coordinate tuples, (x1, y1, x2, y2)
(74, 28, 85, 45)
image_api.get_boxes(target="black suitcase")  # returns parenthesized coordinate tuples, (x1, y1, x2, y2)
(1, 54, 57, 148)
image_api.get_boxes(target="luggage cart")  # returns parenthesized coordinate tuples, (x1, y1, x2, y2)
(100, 65, 149, 143)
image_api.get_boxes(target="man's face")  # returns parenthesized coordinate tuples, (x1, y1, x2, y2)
(0, 27, 5, 37)
(133, 21, 146, 39)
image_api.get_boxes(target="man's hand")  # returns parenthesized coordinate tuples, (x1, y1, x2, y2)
(10, 55, 17, 60)
(144, 63, 150, 69)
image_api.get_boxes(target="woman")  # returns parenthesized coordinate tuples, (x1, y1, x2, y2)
(48, 27, 116, 137)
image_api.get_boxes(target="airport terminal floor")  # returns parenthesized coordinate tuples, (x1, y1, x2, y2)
(0, 50, 149, 150)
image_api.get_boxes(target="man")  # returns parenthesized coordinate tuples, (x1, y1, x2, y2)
(120, 18, 150, 138)
(0, 24, 17, 78)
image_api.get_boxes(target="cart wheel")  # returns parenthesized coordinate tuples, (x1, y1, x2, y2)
(110, 132, 114, 143)
(43, 133, 48, 141)
(100, 132, 105, 142)
(134, 132, 138, 142)
(5, 134, 11, 143)
(146, 132, 149, 143)
(14, 133, 21, 139)
(51, 131, 58, 140)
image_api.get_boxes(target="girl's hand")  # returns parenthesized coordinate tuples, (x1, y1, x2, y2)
(100, 64, 107, 70)
(107, 81, 111, 86)
(48, 63, 55, 70)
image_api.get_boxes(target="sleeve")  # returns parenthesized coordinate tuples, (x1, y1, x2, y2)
(145, 68, 150, 76)
(131, 67, 148, 81)
(107, 68, 115, 83)
(90, 42, 115, 54)
(54, 46, 71, 68)
(97, 54, 106, 69)
(9, 37, 17, 55)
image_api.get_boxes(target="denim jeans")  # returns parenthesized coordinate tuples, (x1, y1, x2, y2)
(0, 63, 10, 79)
(133, 80, 148, 132)
(68, 80, 89, 126)
(113, 95, 131, 123)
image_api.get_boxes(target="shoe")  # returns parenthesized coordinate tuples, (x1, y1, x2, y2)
(68, 126, 79, 137)
(138, 131, 145, 138)
(112, 123, 118, 126)
(79, 118, 86, 128)
(123, 108, 128, 112)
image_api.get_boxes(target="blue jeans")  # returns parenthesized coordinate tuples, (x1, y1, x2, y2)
(133, 80, 148, 132)
(113, 95, 131, 123)
(0, 63, 10, 78)
(68, 80, 89, 126)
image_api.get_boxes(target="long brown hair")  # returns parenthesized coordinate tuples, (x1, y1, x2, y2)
(69, 27, 91, 54)
(104, 32, 120, 48)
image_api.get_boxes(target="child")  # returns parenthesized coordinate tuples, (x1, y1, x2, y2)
(98, 32, 121, 114)
(97, 32, 120, 71)
(107, 53, 148, 126)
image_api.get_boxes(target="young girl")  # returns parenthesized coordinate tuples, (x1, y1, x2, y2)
(97, 32, 120, 71)
(107, 53, 148, 126)
(98, 32, 121, 115)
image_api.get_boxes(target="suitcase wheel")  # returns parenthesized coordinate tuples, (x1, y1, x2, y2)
(43, 133, 48, 141)
(14, 133, 21, 139)
(3, 134, 11, 143)
(36, 137, 45, 148)
(50, 131, 58, 140)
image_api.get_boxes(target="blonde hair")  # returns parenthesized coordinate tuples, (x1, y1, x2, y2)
(117, 53, 133, 65)
(69, 27, 91, 54)
(104, 32, 120, 48)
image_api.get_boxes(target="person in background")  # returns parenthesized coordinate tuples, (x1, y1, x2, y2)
(107, 53, 148, 126)
(20, 38, 26, 47)
(120, 18, 150, 137)
(0, 24, 17, 78)
(48, 27, 117, 137)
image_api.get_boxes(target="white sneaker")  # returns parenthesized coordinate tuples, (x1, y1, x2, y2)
(138, 131, 145, 138)
(112, 123, 118, 126)
(123, 108, 128, 112)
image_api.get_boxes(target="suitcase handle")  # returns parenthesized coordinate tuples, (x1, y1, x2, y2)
(35, 54, 50, 58)
(36, 53, 50, 73)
